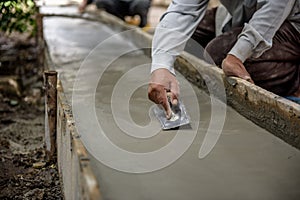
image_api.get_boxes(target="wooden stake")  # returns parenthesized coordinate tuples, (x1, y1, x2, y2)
(44, 71, 58, 161)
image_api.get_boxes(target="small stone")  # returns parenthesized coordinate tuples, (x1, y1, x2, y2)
(10, 99, 19, 106)
(50, 164, 56, 169)
(33, 162, 46, 169)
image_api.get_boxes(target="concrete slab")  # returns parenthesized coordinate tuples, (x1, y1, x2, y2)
(43, 7, 300, 200)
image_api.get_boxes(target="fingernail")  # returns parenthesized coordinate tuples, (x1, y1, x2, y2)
(166, 110, 172, 119)
(172, 99, 178, 106)
(244, 76, 251, 80)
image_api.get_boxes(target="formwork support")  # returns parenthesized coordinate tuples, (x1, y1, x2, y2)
(44, 70, 58, 161)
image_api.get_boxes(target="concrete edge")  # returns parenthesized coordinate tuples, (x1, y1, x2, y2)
(44, 39, 102, 200)
(177, 52, 300, 149)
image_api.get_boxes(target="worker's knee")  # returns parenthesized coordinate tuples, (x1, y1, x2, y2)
(204, 38, 225, 66)
(204, 27, 242, 66)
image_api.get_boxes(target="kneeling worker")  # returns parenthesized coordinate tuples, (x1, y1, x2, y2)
(79, 0, 152, 28)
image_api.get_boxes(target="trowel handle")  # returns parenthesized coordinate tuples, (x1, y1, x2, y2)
(166, 92, 172, 108)
(166, 91, 180, 113)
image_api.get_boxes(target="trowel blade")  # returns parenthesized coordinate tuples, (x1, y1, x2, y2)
(153, 100, 190, 130)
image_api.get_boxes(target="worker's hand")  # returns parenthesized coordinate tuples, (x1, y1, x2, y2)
(222, 54, 254, 83)
(78, 5, 85, 13)
(148, 69, 179, 119)
(78, 0, 87, 13)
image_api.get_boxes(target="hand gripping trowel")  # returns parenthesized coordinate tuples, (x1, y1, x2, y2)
(153, 92, 190, 130)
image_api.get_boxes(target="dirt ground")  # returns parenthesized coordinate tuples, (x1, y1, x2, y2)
(0, 33, 63, 199)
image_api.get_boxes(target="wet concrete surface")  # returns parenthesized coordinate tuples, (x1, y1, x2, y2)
(43, 7, 300, 200)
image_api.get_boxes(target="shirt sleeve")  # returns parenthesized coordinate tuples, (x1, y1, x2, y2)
(151, 0, 209, 75)
(228, 0, 296, 62)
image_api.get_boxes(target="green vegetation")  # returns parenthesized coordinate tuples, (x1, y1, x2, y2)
(0, 0, 38, 35)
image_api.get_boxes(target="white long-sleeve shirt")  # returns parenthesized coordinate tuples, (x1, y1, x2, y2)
(151, 0, 300, 74)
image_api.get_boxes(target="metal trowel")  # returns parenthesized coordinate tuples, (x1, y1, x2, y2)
(153, 93, 190, 130)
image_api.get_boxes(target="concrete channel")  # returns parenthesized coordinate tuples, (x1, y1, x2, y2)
(41, 5, 300, 200)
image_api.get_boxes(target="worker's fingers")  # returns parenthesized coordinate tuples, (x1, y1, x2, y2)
(148, 83, 172, 119)
(222, 55, 254, 84)
(161, 96, 172, 119)
(169, 79, 179, 106)
(172, 97, 178, 106)
(78, 4, 85, 13)
(149, 68, 180, 119)
(224, 67, 254, 83)
(167, 92, 178, 106)
(148, 83, 162, 104)
(242, 75, 254, 84)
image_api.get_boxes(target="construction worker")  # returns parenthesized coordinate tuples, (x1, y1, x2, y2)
(79, 0, 152, 27)
(148, 0, 300, 118)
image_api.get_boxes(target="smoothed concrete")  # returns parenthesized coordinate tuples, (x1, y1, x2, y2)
(43, 7, 300, 200)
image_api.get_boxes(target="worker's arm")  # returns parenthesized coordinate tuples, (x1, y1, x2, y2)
(222, 0, 296, 83)
(149, 0, 209, 118)
(228, 0, 296, 62)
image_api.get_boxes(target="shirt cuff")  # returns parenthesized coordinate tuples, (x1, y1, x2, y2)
(151, 53, 176, 75)
(228, 37, 254, 63)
